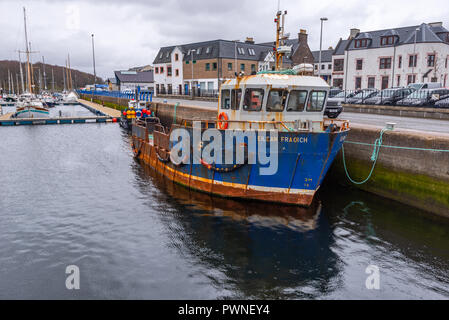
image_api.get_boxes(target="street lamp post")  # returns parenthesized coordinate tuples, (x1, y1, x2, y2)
(91, 34, 97, 100)
(191, 49, 196, 96)
(319, 17, 328, 79)
(412, 27, 419, 82)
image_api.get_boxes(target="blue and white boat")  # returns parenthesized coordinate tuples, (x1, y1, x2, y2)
(130, 10, 350, 206)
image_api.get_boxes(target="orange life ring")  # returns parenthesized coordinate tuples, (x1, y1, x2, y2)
(218, 112, 229, 129)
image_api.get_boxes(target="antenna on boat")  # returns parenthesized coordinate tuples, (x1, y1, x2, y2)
(274, 8, 288, 70)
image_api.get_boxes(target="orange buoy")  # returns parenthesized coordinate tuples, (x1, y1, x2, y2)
(218, 112, 229, 130)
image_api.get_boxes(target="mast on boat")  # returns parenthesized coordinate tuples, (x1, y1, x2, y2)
(274, 9, 289, 71)
(18, 51, 25, 94)
(23, 7, 32, 94)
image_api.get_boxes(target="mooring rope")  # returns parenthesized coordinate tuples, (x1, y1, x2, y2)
(341, 127, 390, 185)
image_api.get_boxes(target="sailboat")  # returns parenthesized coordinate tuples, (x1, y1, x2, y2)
(14, 7, 49, 119)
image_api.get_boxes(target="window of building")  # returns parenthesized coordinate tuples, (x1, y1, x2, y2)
(380, 36, 395, 46)
(228, 63, 233, 71)
(307, 91, 327, 112)
(160, 67, 164, 73)
(205, 63, 210, 71)
(407, 74, 416, 85)
(155, 67, 159, 74)
(206, 47, 211, 54)
(286, 90, 307, 112)
(428, 54, 436, 67)
(175, 69, 179, 77)
(240, 63, 245, 71)
(231, 89, 241, 110)
(397, 75, 401, 87)
(221, 89, 231, 109)
(409, 55, 417, 68)
(167, 66, 172, 76)
(355, 77, 362, 89)
(354, 39, 368, 48)
(381, 76, 389, 89)
(175, 53, 179, 61)
(196, 48, 202, 55)
(243, 88, 264, 111)
(380, 58, 392, 69)
(159, 53, 163, 59)
(251, 64, 256, 73)
(334, 59, 344, 72)
(321, 64, 325, 70)
(328, 64, 332, 69)
(398, 55, 402, 68)
(356, 59, 363, 70)
(238, 47, 245, 55)
(166, 52, 170, 58)
(266, 89, 287, 112)
(367, 77, 375, 88)
(248, 48, 256, 56)
(186, 60, 189, 64)
(213, 62, 217, 70)
(314, 65, 318, 70)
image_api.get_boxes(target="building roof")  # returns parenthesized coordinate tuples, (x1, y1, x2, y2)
(311, 49, 333, 63)
(152, 40, 272, 64)
(333, 38, 350, 56)
(114, 70, 154, 83)
(347, 23, 449, 50)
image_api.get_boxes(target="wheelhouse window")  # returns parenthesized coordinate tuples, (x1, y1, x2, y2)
(286, 90, 307, 112)
(243, 88, 264, 111)
(221, 89, 231, 109)
(266, 90, 287, 112)
(231, 89, 241, 110)
(379, 58, 392, 69)
(307, 91, 327, 112)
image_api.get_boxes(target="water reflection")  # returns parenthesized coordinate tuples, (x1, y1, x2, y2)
(133, 161, 343, 299)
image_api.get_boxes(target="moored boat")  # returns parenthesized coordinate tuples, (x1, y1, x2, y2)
(130, 10, 350, 207)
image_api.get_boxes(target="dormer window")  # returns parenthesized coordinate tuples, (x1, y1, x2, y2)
(354, 39, 368, 48)
(381, 36, 396, 46)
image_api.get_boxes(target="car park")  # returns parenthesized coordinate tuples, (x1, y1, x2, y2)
(363, 87, 415, 105)
(345, 89, 378, 104)
(396, 88, 449, 107)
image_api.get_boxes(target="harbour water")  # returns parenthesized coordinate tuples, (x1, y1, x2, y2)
(0, 108, 448, 299)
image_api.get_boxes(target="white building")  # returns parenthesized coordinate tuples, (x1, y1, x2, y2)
(312, 49, 333, 84)
(114, 70, 154, 93)
(341, 22, 449, 91)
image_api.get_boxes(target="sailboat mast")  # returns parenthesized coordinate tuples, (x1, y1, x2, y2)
(29, 42, 35, 92)
(68, 53, 73, 91)
(42, 56, 47, 91)
(51, 68, 54, 92)
(23, 7, 32, 94)
(18, 52, 25, 93)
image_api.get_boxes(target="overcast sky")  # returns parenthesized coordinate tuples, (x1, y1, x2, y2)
(1, 0, 448, 79)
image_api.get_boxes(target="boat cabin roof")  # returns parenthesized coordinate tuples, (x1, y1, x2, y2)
(221, 74, 329, 89)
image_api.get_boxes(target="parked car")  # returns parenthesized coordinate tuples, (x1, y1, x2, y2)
(328, 90, 360, 104)
(363, 87, 415, 105)
(324, 99, 343, 118)
(434, 96, 449, 108)
(329, 88, 343, 98)
(396, 88, 449, 107)
(407, 82, 442, 91)
(345, 89, 378, 104)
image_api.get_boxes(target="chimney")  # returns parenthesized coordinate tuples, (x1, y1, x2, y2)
(428, 22, 443, 28)
(349, 28, 360, 39)
(245, 37, 255, 44)
(298, 29, 308, 44)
